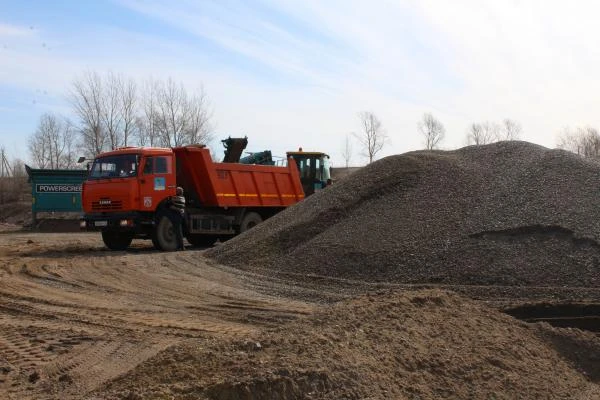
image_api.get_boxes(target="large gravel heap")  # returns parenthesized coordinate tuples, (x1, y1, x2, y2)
(208, 141, 600, 287)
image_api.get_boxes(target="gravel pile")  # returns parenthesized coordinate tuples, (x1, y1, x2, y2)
(207, 141, 600, 287)
(94, 290, 599, 399)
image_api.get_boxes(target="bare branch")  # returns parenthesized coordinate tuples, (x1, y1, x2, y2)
(499, 119, 522, 141)
(466, 121, 497, 145)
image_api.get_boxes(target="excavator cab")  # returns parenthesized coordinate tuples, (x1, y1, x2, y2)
(286, 150, 331, 196)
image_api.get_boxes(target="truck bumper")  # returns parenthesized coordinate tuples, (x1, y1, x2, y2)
(80, 212, 154, 232)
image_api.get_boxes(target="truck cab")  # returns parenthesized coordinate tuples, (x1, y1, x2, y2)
(81, 147, 177, 250)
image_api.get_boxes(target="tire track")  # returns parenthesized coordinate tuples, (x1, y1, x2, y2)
(0, 232, 315, 399)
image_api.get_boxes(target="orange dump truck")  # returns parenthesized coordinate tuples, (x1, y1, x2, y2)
(80, 144, 305, 251)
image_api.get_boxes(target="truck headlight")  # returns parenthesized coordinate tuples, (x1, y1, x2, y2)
(80, 220, 86, 228)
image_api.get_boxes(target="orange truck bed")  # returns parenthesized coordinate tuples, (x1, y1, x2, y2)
(174, 146, 305, 208)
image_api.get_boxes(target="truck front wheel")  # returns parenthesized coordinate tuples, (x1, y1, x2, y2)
(102, 230, 134, 251)
(153, 213, 179, 251)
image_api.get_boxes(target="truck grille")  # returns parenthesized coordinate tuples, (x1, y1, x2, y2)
(91, 200, 123, 211)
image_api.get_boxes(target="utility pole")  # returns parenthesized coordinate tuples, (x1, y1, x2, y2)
(0, 147, 7, 206)
(0, 148, 10, 178)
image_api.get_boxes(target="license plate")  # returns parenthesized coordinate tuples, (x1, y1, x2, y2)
(94, 221, 108, 227)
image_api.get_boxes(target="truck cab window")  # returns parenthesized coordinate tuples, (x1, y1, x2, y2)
(143, 157, 154, 174)
(155, 157, 168, 173)
(89, 154, 138, 179)
(143, 156, 170, 174)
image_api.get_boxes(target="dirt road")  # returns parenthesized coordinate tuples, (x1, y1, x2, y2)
(0, 232, 313, 399)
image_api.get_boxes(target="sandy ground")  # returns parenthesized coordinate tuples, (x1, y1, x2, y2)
(1, 231, 599, 399)
(0, 232, 314, 400)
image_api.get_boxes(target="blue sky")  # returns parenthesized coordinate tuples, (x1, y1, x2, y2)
(2, 0, 600, 165)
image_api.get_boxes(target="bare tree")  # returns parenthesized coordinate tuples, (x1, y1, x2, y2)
(28, 127, 48, 169)
(101, 72, 123, 150)
(186, 86, 212, 145)
(70, 72, 211, 152)
(481, 121, 500, 143)
(11, 158, 27, 178)
(156, 79, 186, 146)
(583, 127, 600, 157)
(0, 152, 28, 205)
(61, 120, 78, 168)
(466, 121, 498, 145)
(353, 111, 387, 163)
(341, 134, 353, 168)
(154, 78, 212, 147)
(418, 113, 445, 150)
(99, 72, 138, 149)
(71, 71, 139, 154)
(557, 127, 579, 154)
(136, 79, 160, 147)
(28, 113, 77, 169)
(9, 158, 27, 202)
(557, 126, 600, 158)
(499, 119, 522, 141)
(70, 71, 105, 156)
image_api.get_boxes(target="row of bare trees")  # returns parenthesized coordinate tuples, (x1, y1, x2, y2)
(28, 71, 213, 169)
(28, 114, 78, 169)
(417, 115, 522, 151)
(344, 112, 523, 166)
(466, 119, 522, 145)
(556, 126, 600, 158)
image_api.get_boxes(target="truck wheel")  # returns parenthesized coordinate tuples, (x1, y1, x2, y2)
(102, 230, 133, 251)
(239, 212, 262, 233)
(186, 234, 218, 247)
(153, 213, 179, 251)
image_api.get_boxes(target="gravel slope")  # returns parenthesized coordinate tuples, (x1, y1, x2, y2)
(207, 141, 600, 288)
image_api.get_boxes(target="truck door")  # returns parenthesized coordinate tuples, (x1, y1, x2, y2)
(138, 154, 176, 211)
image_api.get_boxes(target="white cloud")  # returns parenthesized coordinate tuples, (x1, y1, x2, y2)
(0, 22, 34, 37)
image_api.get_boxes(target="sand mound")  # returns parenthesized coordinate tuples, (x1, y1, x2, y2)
(207, 141, 600, 288)
(93, 290, 599, 399)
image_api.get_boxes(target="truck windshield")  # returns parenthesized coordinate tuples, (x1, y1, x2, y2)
(89, 154, 139, 179)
